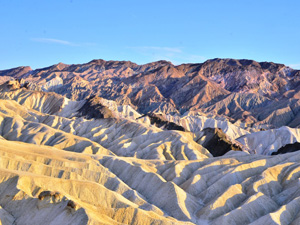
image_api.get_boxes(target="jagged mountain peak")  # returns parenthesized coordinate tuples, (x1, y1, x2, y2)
(147, 59, 173, 65)
(0, 66, 32, 78)
(201, 58, 289, 74)
(2, 58, 300, 128)
(87, 59, 138, 68)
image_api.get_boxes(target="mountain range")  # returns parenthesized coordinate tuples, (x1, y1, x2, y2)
(1, 58, 300, 224)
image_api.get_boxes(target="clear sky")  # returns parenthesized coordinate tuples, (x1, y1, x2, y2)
(0, 0, 300, 70)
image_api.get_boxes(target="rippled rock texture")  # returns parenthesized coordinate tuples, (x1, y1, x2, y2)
(0, 58, 300, 224)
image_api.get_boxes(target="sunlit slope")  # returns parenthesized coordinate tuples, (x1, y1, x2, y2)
(1, 138, 300, 224)
(0, 139, 191, 225)
(0, 95, 211, 160)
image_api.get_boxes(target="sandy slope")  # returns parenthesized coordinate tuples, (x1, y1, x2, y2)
(2, 137, 300, 224)
(0, 95, 299, 224)
(0, 93, 211, 160)
(0, 139, 190, 225)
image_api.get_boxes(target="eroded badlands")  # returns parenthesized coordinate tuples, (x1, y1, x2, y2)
(1, 59, 300, 224)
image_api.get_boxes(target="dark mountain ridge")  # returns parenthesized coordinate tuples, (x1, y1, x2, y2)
(1, 58, 299, 128)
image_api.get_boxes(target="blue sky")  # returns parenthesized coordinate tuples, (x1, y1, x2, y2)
(0, 0, 300, 69)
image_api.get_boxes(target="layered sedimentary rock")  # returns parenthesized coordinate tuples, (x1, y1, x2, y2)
(0, 58, 300, 224)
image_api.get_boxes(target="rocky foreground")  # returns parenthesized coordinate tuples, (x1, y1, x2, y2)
(1, 59, 300, 224)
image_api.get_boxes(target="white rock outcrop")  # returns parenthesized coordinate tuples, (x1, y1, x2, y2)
(237, 126, 300, 155)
